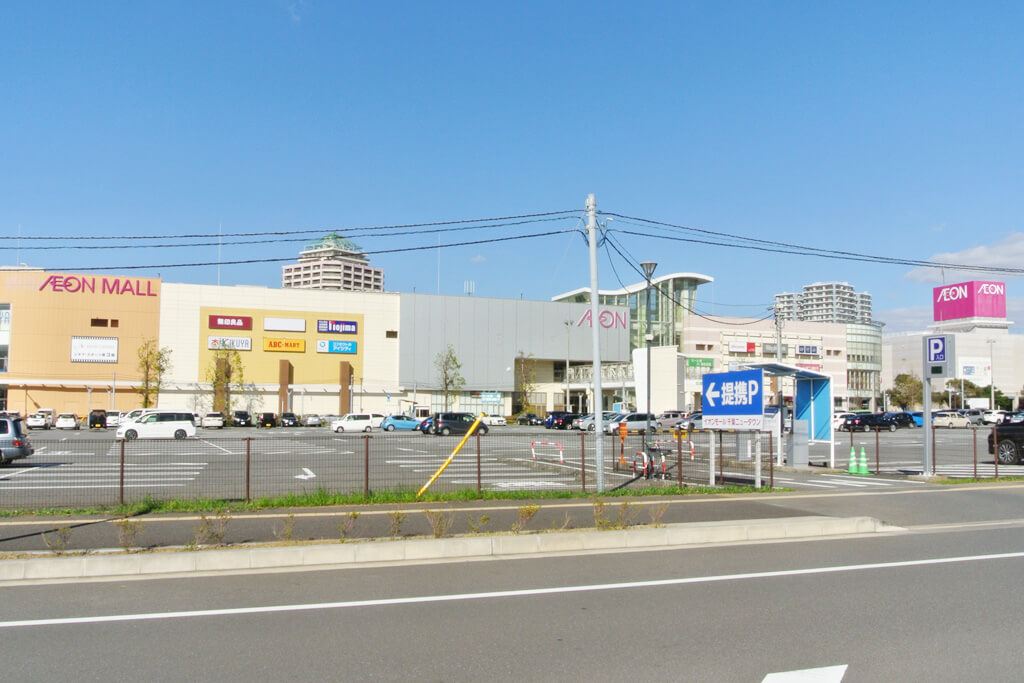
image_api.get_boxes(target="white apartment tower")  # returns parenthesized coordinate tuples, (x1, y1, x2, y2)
(774, 282, 872, 323)
(281, 233, 384, 292)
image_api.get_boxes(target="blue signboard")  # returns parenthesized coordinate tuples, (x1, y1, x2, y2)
(317, 319, 358, 334)
(315, 340, 357, 354)
(702, 369, 764, 430)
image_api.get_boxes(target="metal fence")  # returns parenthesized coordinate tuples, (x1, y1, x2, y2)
(5, 429, 777, 509)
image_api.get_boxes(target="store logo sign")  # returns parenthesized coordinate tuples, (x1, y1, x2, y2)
(209, 315, 253, 330)
(575, 309, 628, 329)
(317, 319, 357, 334)
(264, 338, 305, 353)
(38, 274, 158, 297)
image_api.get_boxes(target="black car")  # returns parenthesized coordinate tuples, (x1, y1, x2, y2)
(88, 409, 108, 429)
(280, 412, 299, 427)
(232, 410, 252, 427)
(516, 413, 543, 426)
(860, 412, 915, 432)
(258, 412, 277, 428)
(433, 412, 489, 436)
(544, 411, 570, 429)
(551, 413, 579, 430)
(841, 414, 872, 432)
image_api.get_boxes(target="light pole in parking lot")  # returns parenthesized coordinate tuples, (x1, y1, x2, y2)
(641, 261, 657, 450)
(564, 320, 572, 412)
(987, 339, 996, 410)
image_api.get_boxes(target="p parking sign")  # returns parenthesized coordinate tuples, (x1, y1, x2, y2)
(923, 335, 955, 379)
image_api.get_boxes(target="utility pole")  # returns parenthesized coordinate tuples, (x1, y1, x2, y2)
(586, 194, 605, 492)
(774, 304, 784, 435)
(641, 261, 657, 453)
(564, 320, 572, 411)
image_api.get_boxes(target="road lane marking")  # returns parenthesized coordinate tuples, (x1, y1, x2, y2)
(2, 550, 1024, 629)
(763, 664, 847, 682)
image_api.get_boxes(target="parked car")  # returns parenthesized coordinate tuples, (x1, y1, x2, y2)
(433, 412, 488, 436)
(55, 413, 80, 430)
(983, 410, 1007, 425)
(516, 413, 543, 425)
(258, 412, 277, 428)
(232, 410, 253, 427)
(603, 414, 628, 434)
(988, 424, 1024, 464)
(579, 412, 618, 432)
(381, 414, 422, 431)
(873, 412, 916, 431)
(963, 409, 985, 425)
(841, 413, 872, 432)
(482, 414, 507, 426)
(25, 413, 50, 430)
(657, 411, 686, 429)
(832, 412, 855, 430)
(105, 411, 123, 427)
(303, 414, 323, 427)
(117, 411, 196, 440)
(908, 412, 924, 427)
(544, 411, 571, 429)
(280, 412, 300, 427)
(418, 416, 435, 434)
(550, 413, 579, 430)
(88, 409, 108, 429)
(0, 416, 33, 464)
(677, 412, 703, 430)
(571, 414, 591, 430)
(122, 408, 159, 424)
(201, 412, 225, 428)
(933, 412, 971, 428)
(331, 413, 376, 433)
(606, 412, 657, 433)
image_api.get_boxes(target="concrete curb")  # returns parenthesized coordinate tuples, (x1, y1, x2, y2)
(0, 515, 898, 583)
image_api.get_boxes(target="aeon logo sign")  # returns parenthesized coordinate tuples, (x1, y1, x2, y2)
(575, 309, 628, 329)
(933, 281, 1006, 322)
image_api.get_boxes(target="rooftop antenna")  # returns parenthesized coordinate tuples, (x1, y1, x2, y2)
(217, 222, 222, 286)
(464, 280, 475, 296)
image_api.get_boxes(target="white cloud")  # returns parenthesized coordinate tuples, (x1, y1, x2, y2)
(470, 255, 486, 263)
(904, 233, 1024, 283)
(285, 0, 303, 23)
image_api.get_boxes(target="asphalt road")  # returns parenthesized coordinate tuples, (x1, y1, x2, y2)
(2, 496, 1023, 681)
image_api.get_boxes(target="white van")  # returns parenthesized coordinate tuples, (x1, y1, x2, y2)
(116, 411, 196, 440)
(331, 413, 376, 433)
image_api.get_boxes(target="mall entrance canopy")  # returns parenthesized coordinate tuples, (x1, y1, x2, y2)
(741, 361, 835, 468)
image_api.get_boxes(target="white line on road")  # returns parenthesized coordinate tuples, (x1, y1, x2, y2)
(763, 664, 847, 682)
(2, 550, 1024, 629)
(198, 439, 234, 454)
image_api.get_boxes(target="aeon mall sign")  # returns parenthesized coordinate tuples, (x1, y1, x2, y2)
(933, 281, 1006, 322)
(575, 309, 628, 329)
(38, 274, 159, 297)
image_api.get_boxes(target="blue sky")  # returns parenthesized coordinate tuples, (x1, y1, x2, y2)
(2, 2, 1023, 332)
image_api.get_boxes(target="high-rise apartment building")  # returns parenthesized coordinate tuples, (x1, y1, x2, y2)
(281, 233, 384, 292)
(774, 282, 872, 324)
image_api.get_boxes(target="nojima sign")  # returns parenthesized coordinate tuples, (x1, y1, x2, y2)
(933, 281, 1007, 322)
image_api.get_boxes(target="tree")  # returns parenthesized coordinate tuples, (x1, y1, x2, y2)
(204, 343, 249, 415)
(136, 338, 172, 408)
(886, 373, 922, 410)
(513, 351, 539, 416)
(434, 344, 465, 411)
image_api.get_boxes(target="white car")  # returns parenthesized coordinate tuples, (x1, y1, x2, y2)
(25, 413, 50, 430)
(982, 410, 1007, 425)
(117, 411, 196, 440)
(55, 413, 80, 430)
(482, 414, 507, 426)
(331, 413, 376, 433)
(833, 413, 855, 431)
(201, 413, 225, 428)
(105, 410, 123, 427)
(933, 412, 971, 428)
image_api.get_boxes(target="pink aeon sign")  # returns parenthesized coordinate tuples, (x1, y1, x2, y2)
(933, 281, 1007, 321)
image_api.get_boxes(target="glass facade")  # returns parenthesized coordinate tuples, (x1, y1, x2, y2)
(846, 322, 883, 407)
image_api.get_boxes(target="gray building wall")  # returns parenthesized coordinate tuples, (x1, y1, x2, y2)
(398, 294, 630, 391)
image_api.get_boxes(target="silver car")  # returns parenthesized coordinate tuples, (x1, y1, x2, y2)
(0, 417, 33, 464)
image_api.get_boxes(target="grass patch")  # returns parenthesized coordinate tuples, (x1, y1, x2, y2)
(934, 475, 1024, 485)
(0, 484, 776, 517)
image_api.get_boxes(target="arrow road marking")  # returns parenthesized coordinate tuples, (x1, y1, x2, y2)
(706, 381, 719, 407)
(294, 468, 316, 480)
(763, 664, 847, 682)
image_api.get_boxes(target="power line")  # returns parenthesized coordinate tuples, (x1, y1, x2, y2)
(8, 210, 580, 241)
(604, 213, 1024, 275)
(59, 229, 578, 272)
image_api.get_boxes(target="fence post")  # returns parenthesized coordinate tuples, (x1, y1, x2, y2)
(932, 425, 937, 476)
(755, 431, 762, 489)
(119, 439, 125, 507)
(993, 426, 999, 480)
(363, 435, 371, 497)
(580, 431, 586, 492)
(875, 426, 880, 475)
(245, 437, 252, 503)
(973, 426, 978, 480)
(676, 431, 683, 488)
(769, 432, 774, 489)
(476, 433, 481, 493)
(718, 431, 723, 484)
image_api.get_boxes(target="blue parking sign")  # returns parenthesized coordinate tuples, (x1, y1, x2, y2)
(702, 369, 764, 430)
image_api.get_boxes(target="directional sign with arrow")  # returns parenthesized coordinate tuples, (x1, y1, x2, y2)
(701, 368, 764, 431)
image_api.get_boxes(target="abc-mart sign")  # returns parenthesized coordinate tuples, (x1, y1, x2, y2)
(933, 281, 1006, 322)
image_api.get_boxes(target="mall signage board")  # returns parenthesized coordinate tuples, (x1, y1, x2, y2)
(316, 319, 357, 334)
(208, 336, 252, 351)
(209, 315, 253, 330)
(702, 368, 764, 430)
(933, 281, 1006, 321)
(264, 338, 305, 352)
(71, 336, 118, 363)
(315, 340, 357, 354)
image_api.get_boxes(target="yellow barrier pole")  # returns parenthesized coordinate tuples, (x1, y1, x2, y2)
(417, 413, 485, 498)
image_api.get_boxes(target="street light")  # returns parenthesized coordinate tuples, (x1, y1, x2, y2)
(563, 320, 573, 412)
(987, 339, 997, 410)
(641, 261, 657, 449)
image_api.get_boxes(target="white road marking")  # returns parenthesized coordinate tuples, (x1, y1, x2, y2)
(2, 550, 1023, 629)
(763, 664, 847, 682)
(294, 468, 316, 480)
(198, 439, 234, 454)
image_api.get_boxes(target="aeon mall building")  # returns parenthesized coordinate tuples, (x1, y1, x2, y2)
(0, 268, 631, 418)
(884, 280, 1024, 407)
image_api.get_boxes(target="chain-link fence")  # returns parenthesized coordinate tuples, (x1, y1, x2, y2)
(4, 428, 778, 509)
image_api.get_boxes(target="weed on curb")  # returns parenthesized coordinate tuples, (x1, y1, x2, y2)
(274, 514, 297, 541)
(510, 504, 540, 534)
(336, 511, 360, 542)
(422, 510, 454, 538)
(114, 518, 144, 551)
(42, 526, 73, 555)
(387, 509, 407, 538)
(465, 514, 489, 534)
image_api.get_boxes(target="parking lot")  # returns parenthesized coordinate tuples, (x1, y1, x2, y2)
(1, 422, 1010, 509)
